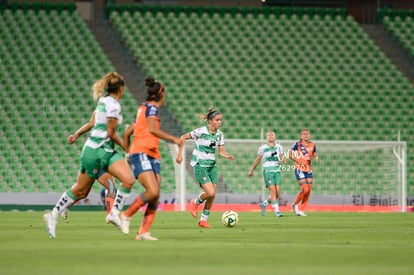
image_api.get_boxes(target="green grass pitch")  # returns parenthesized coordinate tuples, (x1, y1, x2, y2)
(0, 211, 413, 275)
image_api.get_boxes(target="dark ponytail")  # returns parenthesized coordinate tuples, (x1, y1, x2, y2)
(145, 77, 164, 101)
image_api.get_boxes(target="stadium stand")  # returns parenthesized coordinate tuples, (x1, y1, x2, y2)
(0, 4, 138, 193)
(379, 9, 414, 59)
(107, 5, 414, 195)
(1, 3, 413, 198)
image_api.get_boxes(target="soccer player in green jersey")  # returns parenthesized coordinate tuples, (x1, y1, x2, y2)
(43, 72, 135, 238)
(57, 112, 118, 220)
(248, 131, 286, 217)
(176, 107, 234, 228)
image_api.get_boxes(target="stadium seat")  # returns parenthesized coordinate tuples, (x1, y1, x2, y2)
(0, 6, 138, 194)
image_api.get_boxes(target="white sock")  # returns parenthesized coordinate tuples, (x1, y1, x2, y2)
(112, 189, 130, 212)
(195, 195, 204, 205)
(52, 191, 75, 217)
(200, 209, 210, 221)
(272, 201, 280, 212)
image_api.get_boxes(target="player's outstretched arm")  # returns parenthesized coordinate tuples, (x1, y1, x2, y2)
(248, 155, 261, 177)
(176, 133, 191, 164)
(68, 111, 95, 144)
(219, 146, 234, 161)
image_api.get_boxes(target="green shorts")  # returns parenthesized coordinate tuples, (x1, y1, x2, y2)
(80, 145, 123, 178)
(263, 170, 282, 187)
(194, 164, 218, 185)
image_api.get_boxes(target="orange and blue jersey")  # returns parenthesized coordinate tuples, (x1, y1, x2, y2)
(291, 141, 316, 172)
(129, 102, 161, 159)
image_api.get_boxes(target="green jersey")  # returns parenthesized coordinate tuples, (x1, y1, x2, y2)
(189, 126, 224, 167)
(84, 96, 123, 151)
(258, 143, 284, 172)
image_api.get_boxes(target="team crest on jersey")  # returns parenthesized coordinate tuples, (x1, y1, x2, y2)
(92, 168, 98, 175)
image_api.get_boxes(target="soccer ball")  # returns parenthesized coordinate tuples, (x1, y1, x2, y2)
(221, 210, 239, 227)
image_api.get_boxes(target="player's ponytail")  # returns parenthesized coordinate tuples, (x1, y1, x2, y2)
(92, 72, 124, 102)
(145, 77, 164, 101)
(199, 107, 220, 122)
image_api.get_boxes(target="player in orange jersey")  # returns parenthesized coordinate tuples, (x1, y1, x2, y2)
(109, 77, 180, 240)
(289, 128, 318, 216)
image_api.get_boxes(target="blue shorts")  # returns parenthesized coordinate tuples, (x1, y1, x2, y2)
(129, 153, 161, 178)
(294, 169, 313, 181)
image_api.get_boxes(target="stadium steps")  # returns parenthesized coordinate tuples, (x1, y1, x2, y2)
(86, 7, 187, 193)
(362, 24, 414, 83)
(88, 7, 185, 138)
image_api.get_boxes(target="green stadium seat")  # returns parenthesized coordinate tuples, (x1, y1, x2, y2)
(8, 5, 412, 196)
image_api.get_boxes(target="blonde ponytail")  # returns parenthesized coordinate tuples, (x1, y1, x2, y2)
(199, 106, 220, 122)
(92, 72, 124, 102)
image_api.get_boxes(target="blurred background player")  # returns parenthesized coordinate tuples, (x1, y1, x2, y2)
(111, 77, 180, 241)
(248, 130, 286, 217)
(289, 128, 318, 217)
(43, 72, 135, 238)
(63, 112, 118, 218)
(176, 107, 234, 229)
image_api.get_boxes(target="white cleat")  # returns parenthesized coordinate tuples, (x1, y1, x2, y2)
(120, 213, 131, 235)
(43, 212, 57, 239)
(297, 211, 307, 217)
(60, 208, 68, 220)
(135, 232, 158, 241)
(105, 211, 121, 228)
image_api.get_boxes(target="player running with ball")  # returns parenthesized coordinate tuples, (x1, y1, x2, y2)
(176, 107, 234, 228)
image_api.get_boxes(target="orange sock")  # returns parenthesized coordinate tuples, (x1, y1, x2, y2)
(300, 184, 312, 211)
(105, 197, 114, 215)
(138, 208, 157, 235)
(124, 194, 146, 218)
(294, 187, 305, 205)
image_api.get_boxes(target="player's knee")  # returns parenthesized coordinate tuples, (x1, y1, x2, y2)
(205, 190, 215, 199)
(302, 184, 311, 194)
(145, 188, 160, 201)
(121, 176, 135, 189)
(73, 190, 88, 199)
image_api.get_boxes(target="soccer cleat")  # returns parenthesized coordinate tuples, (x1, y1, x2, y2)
(120, 213, 131, 235)
(105, 211, 121, 228)
(292, 203, 299, 215)
(60, 208, 68, 220)
(198, 220, 212, 229)
(297, 211, 307, 217)
(43, 212, 57, 239)
(190, 199, 199, 218)
(135, 232, 158, 241)
(276, 211, 283, 217)
(259, 202, 266, 216)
